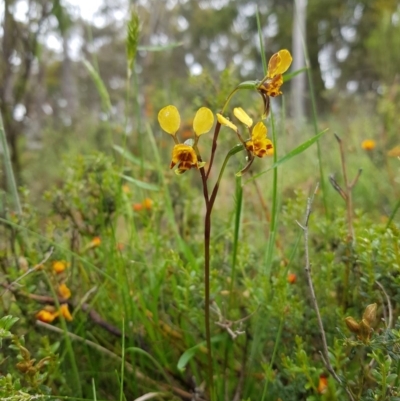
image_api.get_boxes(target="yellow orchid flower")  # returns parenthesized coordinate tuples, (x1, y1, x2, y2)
(158, 105, 214, 173)
(193, 107, 214, 136)
(245, 121, 273, 158)
(258, 49, 292, 97)
(217, 113, 238, 132)
(218, 108, 273, 158)
(158, 105, 181, 136)
(170, 143, 200, 175)
(158, 105, 214, 138)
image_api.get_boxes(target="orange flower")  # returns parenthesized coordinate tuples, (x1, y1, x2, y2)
(90, 237, 101, 247)
(142, 198, 153, 210)
(36, 309, 59, 323)
(60, 304, 73, 322)
(133, 203, 143, 211)
(52, 260, 68, 274)
(287, 273, 297, 284)
(58, 283, 71, 300)
(361, 139, 376, 151)
(317, 375, 328, 394)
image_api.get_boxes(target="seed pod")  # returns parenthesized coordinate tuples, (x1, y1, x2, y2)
(363, 303, 377, 327)
(345, 316, 360, 334)
(359, 319, 373, 343)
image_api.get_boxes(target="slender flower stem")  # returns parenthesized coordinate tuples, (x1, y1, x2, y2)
(206, 122, 221, 180)
(204, 206, 214, 399)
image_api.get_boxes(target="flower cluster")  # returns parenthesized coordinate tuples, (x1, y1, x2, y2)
(157, 49, 292, 176)
(36, 304, 73, 323)
(35, 259, 73, 324)
(217, 107, 273, 158)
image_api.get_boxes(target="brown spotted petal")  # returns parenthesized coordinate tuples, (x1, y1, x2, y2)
(170, 144, 199, 174)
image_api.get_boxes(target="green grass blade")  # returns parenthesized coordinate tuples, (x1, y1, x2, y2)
(244, 128, 329, 184)
(283, 67, 308, 82)
(230, 176, 243, 292)
(82, 59, 112, 115)
(0, 113, 21, 214)
(386, 198, 400, 229)
(177, 334, 226, 372)
(120, 174, 159, 191)
(125, 347, 172, 386)
(113, 145, 156, 170)
(119, 320, 126, 401)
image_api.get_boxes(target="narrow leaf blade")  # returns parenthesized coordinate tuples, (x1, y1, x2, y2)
(245, 129, 329, 184)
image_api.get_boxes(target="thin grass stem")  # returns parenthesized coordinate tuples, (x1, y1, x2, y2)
(0, 113, 21, 214)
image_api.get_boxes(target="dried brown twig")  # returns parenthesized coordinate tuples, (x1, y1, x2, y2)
(297, 184, 355, 401)
(0, 247, 54, 297)
(330, 133, 362, 242)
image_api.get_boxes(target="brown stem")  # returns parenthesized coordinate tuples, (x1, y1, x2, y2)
(204, 207, 214, 399)
(206, 122, 221, 180)
(334, 133, 357, 241)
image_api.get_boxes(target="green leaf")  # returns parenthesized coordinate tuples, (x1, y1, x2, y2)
(0, 315, 19, 332)
(0, 316, 19, 347)
(121, 174, 159, 191)
(283, 67, 308, 83)
(113, 145, 156, 170)
(245, 129, 329, 184)
(177, 334, 225, 372)
(82, 59, 112, 114)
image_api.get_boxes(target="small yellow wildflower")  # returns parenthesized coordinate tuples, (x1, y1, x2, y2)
(158, 105, 214, 174)
(36, 309, 59, 323)
(246, 122, 273, 158)
(122, 185, 130, 194)
(158, 105, 181, 136)
(258, 49, 293, 97)
(318, 375, 328, 394)
(58, 283, 71, 300)
(90, 236, 101, 247)
(142, 198, 153, 210)
(52, 260, 68, 274)
(60, 304, 73, 322)
(361, 139, 376, 151)
(217, 108, 273, 158)
(170, 144, 200, 174)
